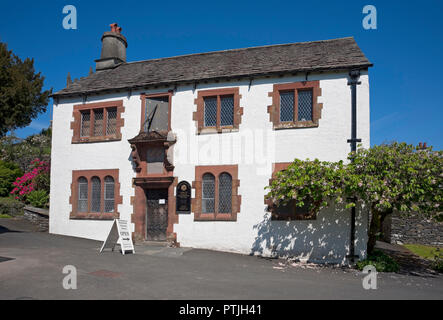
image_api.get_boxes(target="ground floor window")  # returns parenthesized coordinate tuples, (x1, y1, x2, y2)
(192, 165, 241, 221)
(267, 163, 317, 221)
(70, 169, 121, 220)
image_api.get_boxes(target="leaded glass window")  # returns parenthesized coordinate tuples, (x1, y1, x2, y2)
(106, 107, 117, 135)
(280, 91, 294, 122)
(220, 95, 234, 126)
(104, 176, 115, 213)
(78, 177, 88, 212)
(204, 97, 217, 127)
(80, 111, 90, 137)
(91, 177, 101, 212)
(202, 173, 215, 213)
(298, 90, 313, 121)
(93, 109, 104, 136)
(218, 173, 232, 213)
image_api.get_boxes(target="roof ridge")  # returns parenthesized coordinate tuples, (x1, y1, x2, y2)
(124, 36, 355, 66)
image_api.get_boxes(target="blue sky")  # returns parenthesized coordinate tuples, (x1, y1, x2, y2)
(1, 0, 442, 149)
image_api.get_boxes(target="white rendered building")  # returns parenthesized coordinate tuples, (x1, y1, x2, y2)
(50, 24, 372, 263)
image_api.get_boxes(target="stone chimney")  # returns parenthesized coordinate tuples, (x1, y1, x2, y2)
(95, 23, 128, 71)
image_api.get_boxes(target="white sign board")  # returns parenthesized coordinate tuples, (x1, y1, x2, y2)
(100, 219, 135, 255)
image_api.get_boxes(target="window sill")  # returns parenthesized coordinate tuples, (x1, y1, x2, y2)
(70, 212, 119, 220)
(273, 122, 318, 130)
(271, 213, 317, 221)
(194, 213, 237, 221)
(198, 127, 239, 135)
(72, 135, 121, 144)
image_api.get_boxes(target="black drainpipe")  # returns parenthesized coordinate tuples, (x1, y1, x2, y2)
(347, 70, 362, 262)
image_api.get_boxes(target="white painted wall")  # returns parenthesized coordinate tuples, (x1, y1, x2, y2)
(50, 71, 370, 263)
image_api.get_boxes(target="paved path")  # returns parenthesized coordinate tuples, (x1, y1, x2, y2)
(0, 219, 442, 300)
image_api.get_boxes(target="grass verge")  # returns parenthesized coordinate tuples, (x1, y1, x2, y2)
(403, 244, 440, 260)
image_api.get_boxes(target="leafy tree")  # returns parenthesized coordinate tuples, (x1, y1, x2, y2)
(0, 42, 52, 136)
(265, 142, 443, 255)
(348, 142, 442, 253)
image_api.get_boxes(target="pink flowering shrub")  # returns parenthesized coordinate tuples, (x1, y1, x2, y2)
(10, 158, 50, 202)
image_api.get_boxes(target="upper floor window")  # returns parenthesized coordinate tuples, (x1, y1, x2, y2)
(268, 81, 322, 130)
(279, 89, 314, 123)
(203, 95, 235, 127)
(72, 100, 124, 143)
(193, 88, 243, 134)
(70, 169, 121, 220)
(140, 92, 172, 133)
(79, 107, 117, 138)
(193, 165, 241, 221)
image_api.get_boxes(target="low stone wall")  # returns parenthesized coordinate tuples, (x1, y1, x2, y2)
(23, 206, 49, 232)
(382, 212, 443, 247)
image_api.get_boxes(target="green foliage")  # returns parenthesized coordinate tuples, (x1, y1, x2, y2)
(0, 160, 22, 197)
(0, 42, 52, 137)
(348, 142, 443, 217)
(33, 170, 50, 193)
(431, 248, 443, 273)
(0, 196, 24, 216)
(26, 190, 49, 208)
(265, 142, 443, 255)
(356, 249, 400, 272)
(265, 159, 349, 213)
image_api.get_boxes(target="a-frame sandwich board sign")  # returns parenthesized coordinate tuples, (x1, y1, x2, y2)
(100, 219, 135, 255)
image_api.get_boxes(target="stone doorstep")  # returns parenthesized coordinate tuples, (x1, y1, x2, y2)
(138, 240, 170, 247)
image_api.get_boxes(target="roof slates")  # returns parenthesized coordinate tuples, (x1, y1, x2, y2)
(52, 37, 372, 98)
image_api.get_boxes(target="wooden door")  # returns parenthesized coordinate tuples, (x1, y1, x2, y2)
(146, 189, 168, 241)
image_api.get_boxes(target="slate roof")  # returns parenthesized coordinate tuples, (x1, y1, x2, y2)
(52, 37, 372, 98)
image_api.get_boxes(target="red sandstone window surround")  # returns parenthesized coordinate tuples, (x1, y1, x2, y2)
(267, 81, 322, 130)
(192, 165, 241, 221)
(70, 169, 122, 220)
(71, 100, 125, 143)
(266, 163, 317, 221)
(193, 88, 243, 134)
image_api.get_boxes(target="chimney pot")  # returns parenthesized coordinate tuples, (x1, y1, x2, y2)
(110, 23, 118, 32)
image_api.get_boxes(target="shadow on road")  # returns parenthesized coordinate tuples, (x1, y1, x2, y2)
(0, 225, 22, 234)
